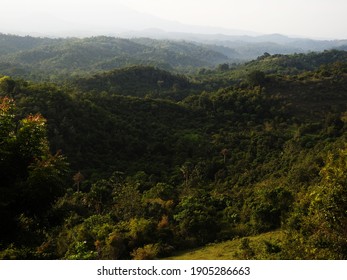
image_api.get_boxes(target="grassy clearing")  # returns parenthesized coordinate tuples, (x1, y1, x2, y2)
(165, 231, 285, 260)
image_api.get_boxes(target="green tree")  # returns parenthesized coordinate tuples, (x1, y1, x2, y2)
(247, 70, 266, 86)
(250, 185, 293, 232)
(0, 76, 16, 94)
(0, 97, 68, 245)
(307, 146, 347, 258)
(285, 146, 347, 259)
(217, 63, 229, 71)
(174, 192, 218, 245)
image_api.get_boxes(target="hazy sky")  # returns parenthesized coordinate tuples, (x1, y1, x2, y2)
(120, 0, 347, 38)
(1, 0, 347, 39)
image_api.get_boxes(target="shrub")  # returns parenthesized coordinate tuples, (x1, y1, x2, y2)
(131, 244, 160, 260)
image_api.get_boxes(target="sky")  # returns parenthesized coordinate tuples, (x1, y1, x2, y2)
(1, 0, 347, 39)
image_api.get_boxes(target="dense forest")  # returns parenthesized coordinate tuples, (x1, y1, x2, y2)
(0, 34, 346, 259)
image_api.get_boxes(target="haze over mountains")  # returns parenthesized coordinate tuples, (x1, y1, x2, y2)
(1, 1, 346, 68)
(1, 1, 347, 81)
(1, 3, 257, 38)
(1, 1, 345, 40)
(1, 32, 347, 83)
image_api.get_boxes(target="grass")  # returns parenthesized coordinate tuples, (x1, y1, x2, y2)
(165, 231, 285, 260)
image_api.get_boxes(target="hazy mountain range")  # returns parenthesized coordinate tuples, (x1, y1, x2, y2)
(2, 2, 345, 44)
(1, 3, 347, 81)
(1, 4, 258, 38)
(123, 29, 347, 53)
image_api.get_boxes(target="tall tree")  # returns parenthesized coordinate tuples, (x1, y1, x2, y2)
(0, 97, 69, 244)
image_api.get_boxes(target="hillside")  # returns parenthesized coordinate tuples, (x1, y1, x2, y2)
(0, 33, 57, 56)
(0, 35, 230, 80)
(73, 66, 196, 100)
(1, 34, 347, 82)
(166, 231, 285, 260)
(244, 50, 347, 74)
(195, 50, 347, 89)
(125, 30, 347, 60)
(0, 50, 347, 260)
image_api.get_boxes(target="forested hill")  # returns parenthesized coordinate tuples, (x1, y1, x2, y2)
(73, 66, 195, 100)
(244, 50, 347, 73)
(74, 50, 347, 100)
(0, 34, 229, 80)
(2, 33, 347, 82)
(0, 49, 347, 260)
(0, 33, 57, 56)
(195, 50, 347, 90)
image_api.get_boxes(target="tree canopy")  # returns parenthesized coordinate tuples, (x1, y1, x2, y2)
(0, 45, 347, 260)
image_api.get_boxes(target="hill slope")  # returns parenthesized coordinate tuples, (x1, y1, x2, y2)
(73, 65, 196, 100)
(0, 51, 347, 260)
(2, 34, 347, 82)
(166, 231, 284, 260)
(0, 35, 230, 80)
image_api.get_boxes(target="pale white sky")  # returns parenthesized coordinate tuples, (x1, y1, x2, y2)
(1, 0, 346, 39)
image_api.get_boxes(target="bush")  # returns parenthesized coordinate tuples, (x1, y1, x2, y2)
(131, 244, 160, 260)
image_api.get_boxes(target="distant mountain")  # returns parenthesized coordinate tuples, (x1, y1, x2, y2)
(0, 34, 57, 56)
(0, 34, 231, 80)
(242, 49, 347, 75)
(0, 4, 258, 38)
(1, 33, 347, 82)
(123, 30, 347, 60)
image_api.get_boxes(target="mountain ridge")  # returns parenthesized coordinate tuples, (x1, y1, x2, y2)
(1, 33, 347, 82)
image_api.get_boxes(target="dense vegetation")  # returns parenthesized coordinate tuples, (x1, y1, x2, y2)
(0, 34, 347, 259)
(0, 34, 231, 80)
(1, 33, 347, 81)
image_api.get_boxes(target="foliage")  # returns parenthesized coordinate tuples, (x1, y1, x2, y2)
(0, 97, 69, 251)
(73, 66, 195, 101)
(174, 192, 219, 245)
(0, 48, 347, 259)
(284, 146, 347, 259)
(0, 35, 230, 81)
(131, 243, 160, 260)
